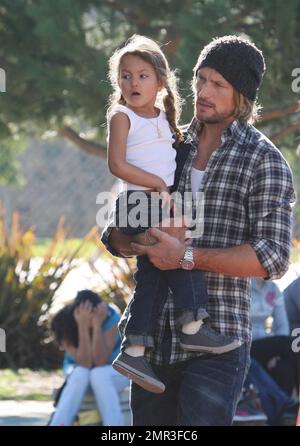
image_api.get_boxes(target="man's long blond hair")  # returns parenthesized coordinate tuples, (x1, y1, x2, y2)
(233, 91, 261, 124)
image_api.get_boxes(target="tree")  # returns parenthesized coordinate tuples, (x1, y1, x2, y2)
(0, 0, 299, 185)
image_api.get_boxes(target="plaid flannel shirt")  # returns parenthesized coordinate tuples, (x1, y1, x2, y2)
(101, 118, 295, 365)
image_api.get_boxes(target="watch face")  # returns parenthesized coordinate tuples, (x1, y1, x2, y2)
(181, 260, 195, 270)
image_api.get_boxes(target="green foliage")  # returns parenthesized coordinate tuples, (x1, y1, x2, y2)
(0, 209, 96, 369)
(0, 0, 299, 231)
(1, 1, 299, 158)
(0, 138, 27, 186)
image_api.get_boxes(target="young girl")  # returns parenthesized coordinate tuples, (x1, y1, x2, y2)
(107, 35, 239, 394)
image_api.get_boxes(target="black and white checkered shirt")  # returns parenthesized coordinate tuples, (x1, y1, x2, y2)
(101, 118, 295, 365)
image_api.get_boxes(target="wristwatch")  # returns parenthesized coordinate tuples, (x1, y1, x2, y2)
(180, 246, 195, 270)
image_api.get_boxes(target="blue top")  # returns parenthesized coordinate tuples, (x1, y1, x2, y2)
(251, 278, 290, 340)
(63, 304, 121, 375)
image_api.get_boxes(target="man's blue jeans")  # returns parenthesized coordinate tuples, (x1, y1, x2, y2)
(130, 343, 250, 426)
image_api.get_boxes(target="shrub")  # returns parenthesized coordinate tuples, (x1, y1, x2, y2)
(0, 208, 96, 369)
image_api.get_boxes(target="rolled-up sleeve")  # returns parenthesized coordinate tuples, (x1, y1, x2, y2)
(248, 148, 296, 280)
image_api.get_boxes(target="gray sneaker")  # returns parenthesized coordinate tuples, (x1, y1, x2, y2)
(112, 351, 165, 394)
(180, 324, 241, 354)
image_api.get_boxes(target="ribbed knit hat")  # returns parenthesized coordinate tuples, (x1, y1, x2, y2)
(194, 35, 266, 101)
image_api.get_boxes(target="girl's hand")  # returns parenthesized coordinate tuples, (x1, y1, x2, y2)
(159, 190, 174, 212)
(154, 179, 174, 212)
(92, 302, 108, 328)
(155, 178, 169, 194)
(74, 301, 93, 327)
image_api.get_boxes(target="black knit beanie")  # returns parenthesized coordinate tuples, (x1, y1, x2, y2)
(194, 35, 266, 101)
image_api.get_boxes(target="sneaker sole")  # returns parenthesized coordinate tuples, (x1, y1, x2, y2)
(112, 360, 165, 394)
(180, 340, 241, 354)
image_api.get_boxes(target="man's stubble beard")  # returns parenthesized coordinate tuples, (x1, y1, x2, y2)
(196, 107, 235, 125)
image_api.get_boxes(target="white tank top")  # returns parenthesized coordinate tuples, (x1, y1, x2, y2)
(108, 105, 176, 190)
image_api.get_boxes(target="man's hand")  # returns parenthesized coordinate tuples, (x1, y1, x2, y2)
(157, 216, 190, 243)
(110, 216, 190, 258)
(131, 227, 186, 270)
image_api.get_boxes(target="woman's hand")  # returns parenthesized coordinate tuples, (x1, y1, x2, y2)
(73, 301, 93, 367)
(92, 302, 108, 328)
(74, 301, 93, 328)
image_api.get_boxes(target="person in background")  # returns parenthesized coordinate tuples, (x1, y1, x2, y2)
(49, 290, 129, 426)
(237, 357, 299, 425)
(250, 278, 299, 397)
(235, 279, 299, 425)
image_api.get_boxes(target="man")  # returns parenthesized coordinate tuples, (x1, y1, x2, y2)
(101, 35, 295, 426)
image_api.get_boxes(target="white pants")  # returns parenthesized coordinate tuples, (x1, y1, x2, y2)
(49, 365, 129, 426)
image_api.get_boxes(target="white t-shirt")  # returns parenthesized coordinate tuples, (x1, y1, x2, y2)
(108, 105, 176, 190)
(191, 166, 205, 200)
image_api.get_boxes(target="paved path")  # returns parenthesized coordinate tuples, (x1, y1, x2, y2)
(0, 401, 53, 426)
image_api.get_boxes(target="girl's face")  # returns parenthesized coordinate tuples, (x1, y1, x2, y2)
(118, 54, 162, 113)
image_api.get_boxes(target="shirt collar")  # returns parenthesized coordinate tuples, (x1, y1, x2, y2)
(186, 117, 248, 146)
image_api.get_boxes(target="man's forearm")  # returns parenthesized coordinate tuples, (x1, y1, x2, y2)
(130, 228, 268, 277)
(194, 243, 267, 278)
